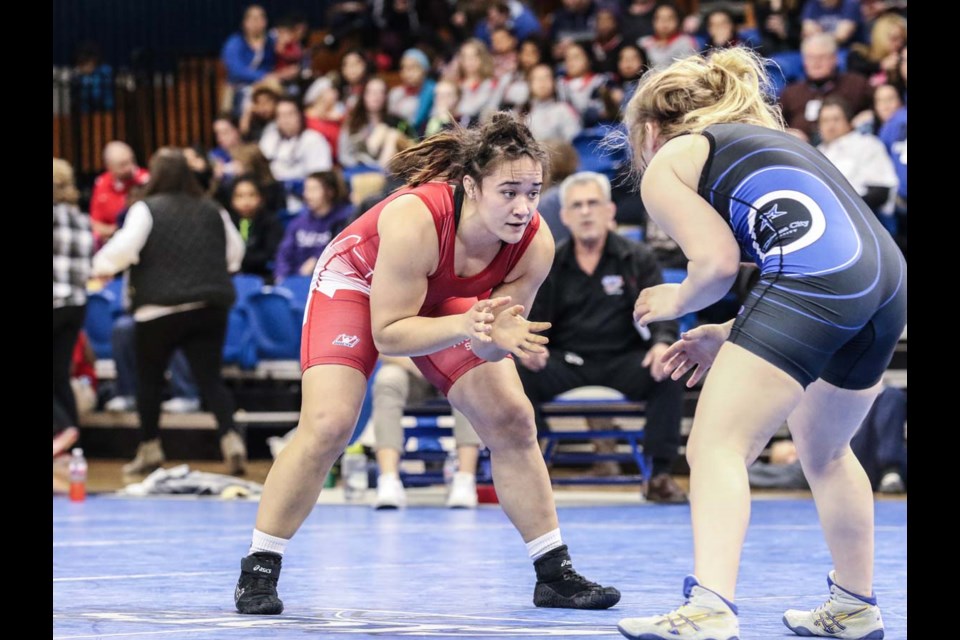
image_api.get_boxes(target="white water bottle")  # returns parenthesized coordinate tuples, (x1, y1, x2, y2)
(443, 451, 459, 486)
(342, 447, 368, 502)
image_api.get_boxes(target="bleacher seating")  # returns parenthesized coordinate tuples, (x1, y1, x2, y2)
(243, 288, 303, 360)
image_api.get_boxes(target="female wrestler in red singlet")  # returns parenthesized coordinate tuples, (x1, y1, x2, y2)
(233, 113, 621, 615)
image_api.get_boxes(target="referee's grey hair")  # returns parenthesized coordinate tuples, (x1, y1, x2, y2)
(559, 171, 612, 208)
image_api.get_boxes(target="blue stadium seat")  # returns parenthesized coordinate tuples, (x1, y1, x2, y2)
(660, 268, 698, 334)
(277, 208, 299, 231)
(222, 306, 258, 369)
(84, 290, 120, 359)
(243, 288, 302, 360)
(232, 273, 264, 306)
(739, 28, 761, 48)
(275, 275, 313, 314)
(572, 126, 629, 178)
(766, 50, 807, 98)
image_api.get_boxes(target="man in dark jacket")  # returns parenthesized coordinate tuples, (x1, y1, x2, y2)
(517, 171, 687, 503)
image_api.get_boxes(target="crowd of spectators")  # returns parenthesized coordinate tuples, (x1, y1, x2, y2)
(56, 0, 908, 487)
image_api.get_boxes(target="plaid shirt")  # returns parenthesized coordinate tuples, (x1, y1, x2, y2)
(53, 203, 93, 309)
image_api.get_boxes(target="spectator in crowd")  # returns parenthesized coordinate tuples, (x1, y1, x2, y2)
(424, 80, 466, 137)
(183, 146, 214, 193)
(259, 97, 334, 211)
(388, 49, 436, 136)
(622, 0, 658, 47)
(557, 42, 608, 125)
(523, 64, 583, 143)
(104, 316, 201, 414)
(887, 42, 906, 96)
(215, 143, 286, 214)
(272, 12, 309, 91)
(606, 43, 648, 113)
(516, 172, 686, 503)
(371, 0, 423, 69)
(640, 3, 698, 71)
(816, 97, 898, 219)
(701, 8, 741, 51)
(450, 39, 500, 125)
(339, 77, 414, 169)
(303, 75, 347, 162)
(846, 12, 906, 85)
(801, 0, 862, 47)
(92, 148, 247, 476)
(879, 53, 906, 255)
(240, 80, 283, 142)
(852, 82, 902, 135)
(860, 0, 907, 23)
(210, 115, 245, 182)
(474, 0, 542, 47)
(550, 0, 598, 60)
(371, 357, 484, 509)
(274, 171, 354, 282)
(496, 37, 547, 110)
(535, 140, 580, 244)
(338, 49, 373, 111)
(73, 41, 114, 113)
(90, 141, 150, 244)
(221, 5, 292, 116)
(53, 159, 94, 439)
(490, 27, 520, 79)
(751, 0, 803, 55)
(591, 3, 624, 75)
(230, 177, 285, 280)
(325, 0, 374, 49)
(779, 33, 872, 141)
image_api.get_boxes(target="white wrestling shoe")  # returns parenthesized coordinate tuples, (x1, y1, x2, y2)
(782, 570, 884, 639)
(618, 576, 740, 640)
(446, 472, 478, 509)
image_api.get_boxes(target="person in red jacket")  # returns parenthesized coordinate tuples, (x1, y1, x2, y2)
(233, 113, 621, 616)
(89, 141, 149, 243)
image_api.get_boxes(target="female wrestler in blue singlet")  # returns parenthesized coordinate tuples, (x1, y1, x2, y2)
(616, 48, 905, 640)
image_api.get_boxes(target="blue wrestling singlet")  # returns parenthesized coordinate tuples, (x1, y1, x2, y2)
(696, 123, 907, 389)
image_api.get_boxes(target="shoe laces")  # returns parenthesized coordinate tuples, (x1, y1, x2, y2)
(558, 566, 601, 590)
(242, 572, 278, 595)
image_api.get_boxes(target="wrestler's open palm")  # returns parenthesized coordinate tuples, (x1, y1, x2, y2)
(661, 323, 728, 388)
(489, 304, 551, 360)
(463, 296, 512, 343)
(633, 283, 682, 326)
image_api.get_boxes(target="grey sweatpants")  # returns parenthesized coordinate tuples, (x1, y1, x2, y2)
(372, 362, 481, 452)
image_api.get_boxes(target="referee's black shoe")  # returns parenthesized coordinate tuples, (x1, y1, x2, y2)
(533, 545, 621, 609)
(235, 552, 284, 614)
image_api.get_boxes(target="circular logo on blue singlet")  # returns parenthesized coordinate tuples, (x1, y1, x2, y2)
(749, 190, 826, 259)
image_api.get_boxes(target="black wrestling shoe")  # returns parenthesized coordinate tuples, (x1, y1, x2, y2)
(235, 552, 284, 614)
(533, 545, 621, 609)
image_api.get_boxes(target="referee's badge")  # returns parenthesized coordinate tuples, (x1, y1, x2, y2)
(601, 275, 624, 296)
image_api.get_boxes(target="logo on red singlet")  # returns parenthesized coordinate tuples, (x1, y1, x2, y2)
(332, 334, 360, 348)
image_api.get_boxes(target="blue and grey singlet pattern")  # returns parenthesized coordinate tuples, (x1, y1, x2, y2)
(696, 123, 906, 389)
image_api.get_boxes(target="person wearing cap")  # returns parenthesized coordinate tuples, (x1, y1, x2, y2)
(388, 49, 436, 137)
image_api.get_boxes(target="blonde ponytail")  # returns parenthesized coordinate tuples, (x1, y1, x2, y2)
(624, 47, 785, 174)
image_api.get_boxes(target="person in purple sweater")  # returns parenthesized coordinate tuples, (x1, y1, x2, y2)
(273, 171, 355, 282)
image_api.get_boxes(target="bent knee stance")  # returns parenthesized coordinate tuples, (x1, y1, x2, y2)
(296, 409, 357, 456)
(476, 402, 538, 451)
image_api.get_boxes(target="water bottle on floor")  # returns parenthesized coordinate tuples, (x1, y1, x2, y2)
(342, 445, 368, 502)
(69, 448, 88, 502)
(443, 451, 459, 486)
